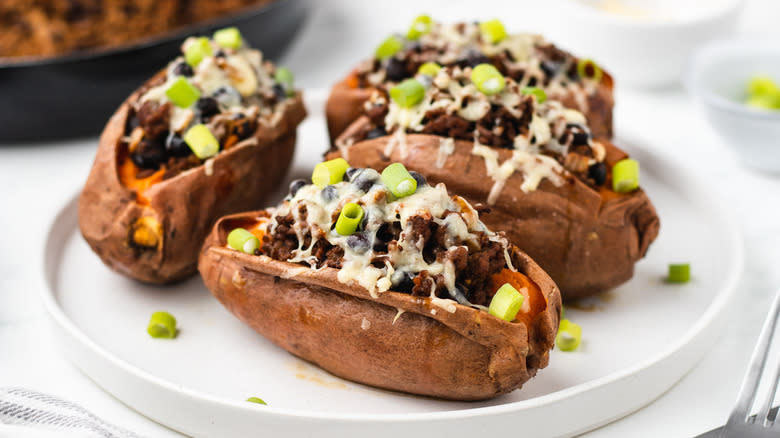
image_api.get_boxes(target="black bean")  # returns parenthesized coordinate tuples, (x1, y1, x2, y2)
(165, 134, 191, 157)
(461, 50, 491, 68)
(230, 119, 254, 139)
(567, 123, 591, 146)
(352, 171, 378, 193)
(365, 127, 387, 140)
(345, 167, 361, 181)
(588, 162, 607, 186)
(346, 232, 370, 254)
(131, 139, 167, 169)
(173, 62, 194, 77)
(289, 179, 307, 197)
(272, 84, 287, 101)
(215, 50, 227, 58)
(320, 185, 338, 202)
(385, 57, 407, 82)
(409, 171, 427, 187)
(527, 77, 538, 87)
(212, 86, 241, 108)
(450, 284, 471, 305)
(391, 270, 415, 293)
(540, 60, 560, 79)
(196, 97, 219, 119)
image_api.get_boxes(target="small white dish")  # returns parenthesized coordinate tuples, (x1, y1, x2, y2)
(549, 0, 744, 88)
(687, 39, 780, 173)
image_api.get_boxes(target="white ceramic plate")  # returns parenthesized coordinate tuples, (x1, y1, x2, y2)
(41, 90, 743, 438)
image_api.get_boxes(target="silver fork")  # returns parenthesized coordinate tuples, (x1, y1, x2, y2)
(720, 289, 780, 437)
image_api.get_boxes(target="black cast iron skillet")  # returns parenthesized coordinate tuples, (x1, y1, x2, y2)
(0, 0, 309, 142)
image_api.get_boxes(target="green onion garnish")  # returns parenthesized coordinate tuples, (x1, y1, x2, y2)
(183, 124, 220, 159)
(214, 27, 243, 49)
(312, 158, 350, 188)
(577, 59, 603, 82)
(375, 35, 403, 60)
(407, 14, 433, 40)
(275, 67, 295, 96)
(522, 87, 547, 104)
(381, 163, 417, 198)
(165, 77, 201, 108)
(184, 37, 212, 67)
(745, 75, 780, 111)
(667, 263, 690, 283)
(417, 62, 442, 77)
(479, 19, 507, 44)
(147, 311, 177, 339)
(488, 283, 525, 321)
(556, 319, 581, 351)
(471, 63, 505, 96)
(227, 228, 260, 254)
(389, 79, 425, 108)
(335, 203, 364, 236)
(246, 397, 267, 405)
(611, 158, 639, 193)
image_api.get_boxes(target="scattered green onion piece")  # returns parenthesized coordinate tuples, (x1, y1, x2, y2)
(184, 37, 212, 67)
(375, 35, 403, 60)
(407, 14, 433, 40)
(611, 158, 640, 193)
(667, 263, 691, 283)
(522, 86, 547, 103)
(577, 58, 603, 82)
(417, 62, 442, 77)
(335, 203, 364, 236)
(381, 163, 417, 198)
(183, 124, 220, 159)
(746, 95, 780, 110)
(556, 319, 581, 351)
(227, 228, 260, 254)
(488, 283, 525, 322)
(165, 77, 201, 108)
(479, 19, 507, 43)
(389, 79, 425, 108)
(748, 75, 780, 97)
(213, 27, 243, 49)
(147, 311, 177, 339)
(246, 397, 267, 405)
(471, 63, 505, 96)
(312, 158, 350, 188)
(275, 67, 295, 96)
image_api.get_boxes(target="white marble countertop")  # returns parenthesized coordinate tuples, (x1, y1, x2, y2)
(2, 1, 780, 437)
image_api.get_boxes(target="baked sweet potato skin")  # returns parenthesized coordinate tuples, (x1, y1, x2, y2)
(78, 74, 306, 284)
(328, 121, 659, 301)
(325, 70, 615, 144)
(198, 212, 562, 400)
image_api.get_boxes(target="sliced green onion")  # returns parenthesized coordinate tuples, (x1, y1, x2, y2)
(488, 283, 525, 321)
(183, 124, 220, 159)
(389, 79, 425, 108)
(275, 67, 295, 96)
(312, 158, 350, 188)
(556, 319, 581, 351)
(407, 14, 433, 40)
(748, 75, 780, 97)
(335, 203, 364, 236)
(214, 27, 243, 49)
(381, 163, 417, 198)
(246, 397, 267, 405)
(165, 77, 201, 108)
(667, 263, 690, 283)
(746, 95, 780, 110)
(611, 158, 639, 193)
(147, 311, 177, 339)
(471, 63, 505, 95)
(417, 62, 441, 77)
(184, 37, 212, 67)
(522, 86, 547, 104)
(479, 19, 507, 44)
(227, 228, 260, 254)
(577, 58, 603, 82)
(375, 35, 403, 60)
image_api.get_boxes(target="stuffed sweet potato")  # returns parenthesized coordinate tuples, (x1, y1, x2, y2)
(326, 17, 614, 143)
(79, 29, 306, 284)
(328, 65, 659, 300)
(199, 165, 561, 400)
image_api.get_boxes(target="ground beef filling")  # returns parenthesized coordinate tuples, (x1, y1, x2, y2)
(262, 205, 506, 307)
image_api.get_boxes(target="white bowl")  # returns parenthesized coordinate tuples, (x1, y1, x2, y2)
(548, 0, 744, 88)
(687, 39, 780, 173)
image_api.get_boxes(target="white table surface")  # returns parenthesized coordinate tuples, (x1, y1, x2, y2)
(2, 1, 780, 437)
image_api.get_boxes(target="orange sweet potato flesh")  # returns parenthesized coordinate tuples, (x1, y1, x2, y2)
(491, 269, 547, 328)
(328, 119, 660, 301)
(325, 69, 614, 144)
(78, 71, 306, 284)
(198, 211, 562, 400)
